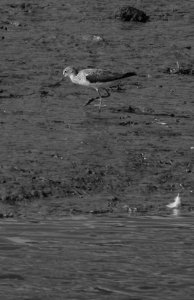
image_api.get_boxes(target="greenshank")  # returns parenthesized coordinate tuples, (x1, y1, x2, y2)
(63, 66, 136, 111)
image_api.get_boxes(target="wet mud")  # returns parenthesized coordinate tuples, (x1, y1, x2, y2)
(0, 0, 194, 219)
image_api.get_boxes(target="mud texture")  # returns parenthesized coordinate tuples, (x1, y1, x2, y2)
(0, 0, 194, 219)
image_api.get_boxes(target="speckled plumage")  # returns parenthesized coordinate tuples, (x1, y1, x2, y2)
(63, 66, 136, 111)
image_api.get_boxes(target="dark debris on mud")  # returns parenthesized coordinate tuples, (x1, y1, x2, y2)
(115, 6, 149, 23)
(164, 64, 194, 75)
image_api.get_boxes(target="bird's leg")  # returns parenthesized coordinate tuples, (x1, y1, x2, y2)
(84, 88, 108, 110)
(84, 96, 98, 107)
(100, 87, 110, 98)
(94, 88, 107, 111)
(93, 89, 102, 112)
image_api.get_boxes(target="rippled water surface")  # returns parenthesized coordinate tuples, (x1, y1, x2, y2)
(1, 215, 194, 299)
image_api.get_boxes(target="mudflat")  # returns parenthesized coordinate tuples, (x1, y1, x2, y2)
(0, 0, 194, 219)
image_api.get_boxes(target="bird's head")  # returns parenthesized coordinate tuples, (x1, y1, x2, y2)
(63, 66, 78, 77)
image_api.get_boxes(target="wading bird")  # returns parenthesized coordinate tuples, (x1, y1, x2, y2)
(62, 66, 136, 111)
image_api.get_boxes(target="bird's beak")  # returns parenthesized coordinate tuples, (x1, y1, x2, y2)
(48, 77, 64, 88)
(56, 77, 64, 86)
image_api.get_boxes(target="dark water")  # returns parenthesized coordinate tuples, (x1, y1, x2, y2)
(1, 215, 194, 300)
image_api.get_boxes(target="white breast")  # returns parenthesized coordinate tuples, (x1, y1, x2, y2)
(70, 73, 90, 87)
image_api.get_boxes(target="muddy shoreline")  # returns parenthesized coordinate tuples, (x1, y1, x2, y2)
(0, 0, 194, 219)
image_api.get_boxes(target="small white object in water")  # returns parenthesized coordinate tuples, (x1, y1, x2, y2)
(166, 193, 181, 209)
(82, 34, 104, 42)
(172, 208, 180, 216)
(156, 121, 167, 126)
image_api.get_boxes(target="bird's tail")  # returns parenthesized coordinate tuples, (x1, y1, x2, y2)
(122, 71, 136, 78)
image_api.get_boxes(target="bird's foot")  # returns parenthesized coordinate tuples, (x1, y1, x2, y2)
(84, 97, 98, 106)
(94, 103, 106, 113)
(94, 104, 106, 107)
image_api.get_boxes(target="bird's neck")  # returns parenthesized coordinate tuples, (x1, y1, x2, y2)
(69, 73, 76, 82)
(70, 73, 76, 79)
(69, 72, 80, 83)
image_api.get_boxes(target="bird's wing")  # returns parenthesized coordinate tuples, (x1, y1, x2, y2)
(85, 69, 136, 83)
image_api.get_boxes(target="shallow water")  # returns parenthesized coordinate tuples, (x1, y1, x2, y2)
(1, 215, 194, 299)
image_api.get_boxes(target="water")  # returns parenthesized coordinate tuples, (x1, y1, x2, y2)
(1, 215, 194, 299)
